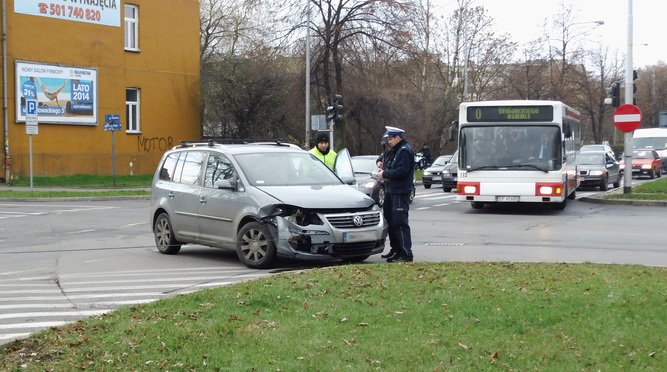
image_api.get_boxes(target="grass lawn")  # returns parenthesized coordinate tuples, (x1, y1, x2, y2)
(1, 262, 665, 370)
(607, 177, 667, 201)
(0, 174, 152, 198)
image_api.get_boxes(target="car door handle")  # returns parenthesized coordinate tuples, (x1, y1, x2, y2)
(199, 196, 206, 205)
(168, 192, 175, 199)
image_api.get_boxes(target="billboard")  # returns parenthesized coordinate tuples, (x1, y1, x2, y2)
(16, 61, 98, 125)
(14, 0, 121, 27)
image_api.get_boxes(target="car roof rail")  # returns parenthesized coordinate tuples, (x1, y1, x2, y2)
(174, 138, 302, 150)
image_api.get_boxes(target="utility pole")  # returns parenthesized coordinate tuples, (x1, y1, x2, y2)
(622, 0, 634, 194)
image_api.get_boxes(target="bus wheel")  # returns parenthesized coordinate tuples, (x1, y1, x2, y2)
(471, 202, 484, 209)
(552, 199, 567, 210)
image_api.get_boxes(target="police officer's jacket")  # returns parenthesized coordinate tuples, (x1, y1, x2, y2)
(382, 138, 415, 194)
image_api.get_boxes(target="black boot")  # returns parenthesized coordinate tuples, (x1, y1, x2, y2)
(381, 250, 396, 259)
(386, 252, 402, 262)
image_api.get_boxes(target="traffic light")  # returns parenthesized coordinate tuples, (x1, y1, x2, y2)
(326, 94, 344, 123)
(607, 82, 621, 107)
(632, 69, 638, 105)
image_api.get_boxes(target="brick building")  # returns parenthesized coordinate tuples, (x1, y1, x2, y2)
(1, 0, 200, 182)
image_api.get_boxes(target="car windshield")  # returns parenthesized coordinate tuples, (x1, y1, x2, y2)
(577, 153, 604, 165)
(580, 145, 605, 152)
(351, 157, 377, 174)
(432, 156, 451, 166)
(234, 152, 343, 186)
(633, 150, 655, 159)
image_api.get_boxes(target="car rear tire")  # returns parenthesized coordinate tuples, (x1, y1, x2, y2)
(424, 184, 431, 189)
(613, 176, 621, 188)
(236, 222, 277, 269)
(443, 186, 452, 192)
(154, 213, 181, 254)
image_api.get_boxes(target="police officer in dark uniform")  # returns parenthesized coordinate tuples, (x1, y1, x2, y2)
(377, 126, 415, 262)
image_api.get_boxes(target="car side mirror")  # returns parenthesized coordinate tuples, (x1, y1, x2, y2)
(214, 179, 236, 190)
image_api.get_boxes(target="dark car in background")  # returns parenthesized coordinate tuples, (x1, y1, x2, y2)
(576, 151, 621, 191)
(619, 149, 663, 179)
(441, 150, 459, 192)
(422, 154, 453, 189)
(351, 155, 383, 204)
(351, 155, 416, 207)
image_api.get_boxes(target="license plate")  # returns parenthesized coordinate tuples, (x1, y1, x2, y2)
(496, 196, 519, 202)
(343, 230, 376, 243)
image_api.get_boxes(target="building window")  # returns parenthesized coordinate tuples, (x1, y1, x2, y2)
(126, 88, 140, 133)
(124, 4, 139, 51)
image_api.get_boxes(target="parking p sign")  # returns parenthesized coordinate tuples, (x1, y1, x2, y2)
(25, 98, 38, 134)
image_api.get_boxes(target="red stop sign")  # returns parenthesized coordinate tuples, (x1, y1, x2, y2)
(613, 104, 642, 133)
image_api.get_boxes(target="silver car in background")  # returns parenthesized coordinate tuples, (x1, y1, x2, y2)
(576, 150, 621, 191)
(150, 141, 388, 269)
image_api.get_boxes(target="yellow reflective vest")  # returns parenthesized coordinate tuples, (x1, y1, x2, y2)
(309, 147, 337, 170)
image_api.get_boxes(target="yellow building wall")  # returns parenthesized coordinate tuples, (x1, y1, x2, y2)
(2, 0, 200, 179)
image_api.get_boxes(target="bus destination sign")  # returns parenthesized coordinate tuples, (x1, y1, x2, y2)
(467, 105, 554, 122)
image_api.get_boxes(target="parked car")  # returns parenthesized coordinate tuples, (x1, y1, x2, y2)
(422, 154, 453, 189)
(579, 143, 617, 161)
(619, 149, 663, 179)
(441, 150, 459, 192)
(351, 155, 383, 204)
(576, 151, 621, 191)
(150, 141, 388, 269)
(350, 154, 416, 207)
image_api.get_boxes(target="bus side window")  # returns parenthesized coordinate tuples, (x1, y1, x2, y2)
(563, 122, 572, 138)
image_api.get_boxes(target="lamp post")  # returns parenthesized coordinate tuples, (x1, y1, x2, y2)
(622, 0, 634, 194)
(304, 0, 311, 149)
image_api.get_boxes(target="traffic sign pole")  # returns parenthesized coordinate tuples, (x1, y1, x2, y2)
(104, 114, 122, 187)
(613, 104, 642, 194)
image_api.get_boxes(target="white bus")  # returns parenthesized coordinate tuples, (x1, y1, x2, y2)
(455, 100, 581, 210)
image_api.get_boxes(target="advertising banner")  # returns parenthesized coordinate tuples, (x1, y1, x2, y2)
(16, 61, 98, 125)
(14, 0, 121, 27)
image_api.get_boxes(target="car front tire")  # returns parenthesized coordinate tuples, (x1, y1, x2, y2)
(154, 213, 181, 254)
(236, 222, 277, 269)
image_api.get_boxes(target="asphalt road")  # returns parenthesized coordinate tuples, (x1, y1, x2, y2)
(1, 185, 665, 345)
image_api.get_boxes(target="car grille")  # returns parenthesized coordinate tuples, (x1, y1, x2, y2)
(325, 212, 381, 229)
(579, 170, 589, 176)
(332, 241, 380, 257)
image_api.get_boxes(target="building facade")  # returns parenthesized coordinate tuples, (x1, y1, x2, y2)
(1, 0, 200, 182)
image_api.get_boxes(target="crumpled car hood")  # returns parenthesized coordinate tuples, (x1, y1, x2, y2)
(257, 184, 374, 209)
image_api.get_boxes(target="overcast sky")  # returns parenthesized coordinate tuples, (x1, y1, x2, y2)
(438, 0, 664, 68)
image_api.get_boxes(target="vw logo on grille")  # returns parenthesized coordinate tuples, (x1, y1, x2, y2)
(353, 215, 364, 227)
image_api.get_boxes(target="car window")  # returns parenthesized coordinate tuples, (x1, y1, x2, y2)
(179, 151, 206, 186)
(159, 152, 180, 181)
(204, 152, 236, 188)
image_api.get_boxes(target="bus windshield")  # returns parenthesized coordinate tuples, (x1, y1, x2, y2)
(460, 125, 561, 171)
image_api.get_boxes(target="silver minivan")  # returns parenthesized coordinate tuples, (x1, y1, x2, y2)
(150, 141, 388, 269)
